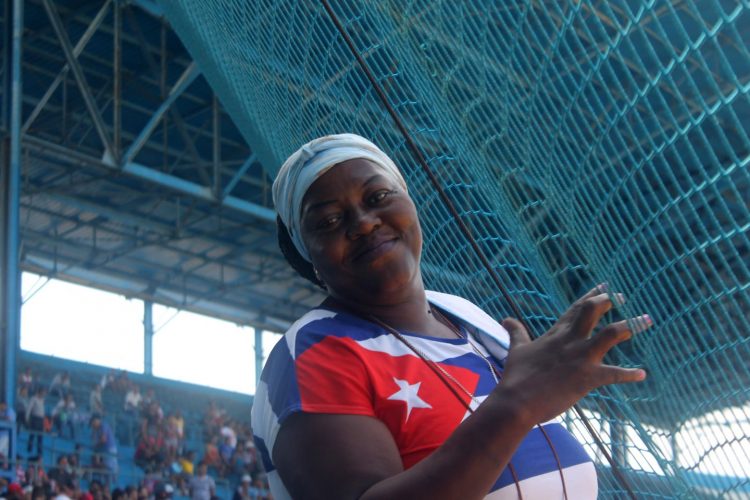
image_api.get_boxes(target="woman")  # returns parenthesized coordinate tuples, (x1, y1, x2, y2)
(251, 134, 650, 499)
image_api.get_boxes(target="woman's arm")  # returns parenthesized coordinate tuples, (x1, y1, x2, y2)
(273, 286, 647, 499)
(274, 385, 529, 500)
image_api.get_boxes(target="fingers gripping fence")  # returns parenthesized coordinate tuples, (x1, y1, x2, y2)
(160, 1, 750, 498)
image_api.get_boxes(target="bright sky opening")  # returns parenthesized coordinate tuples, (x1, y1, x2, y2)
(20, 272, 282, 395)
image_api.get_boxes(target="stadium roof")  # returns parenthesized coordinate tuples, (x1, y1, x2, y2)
(8, 0, 325, 332)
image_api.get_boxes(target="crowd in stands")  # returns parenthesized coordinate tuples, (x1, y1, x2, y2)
(3, 366, 271, 500)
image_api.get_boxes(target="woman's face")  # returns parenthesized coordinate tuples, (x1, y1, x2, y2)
(300, 158, 423, 303)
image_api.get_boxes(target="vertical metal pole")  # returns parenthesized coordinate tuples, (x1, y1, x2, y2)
(160, 21, 167, 170)
(1, 0, 10, 133)
(212, 94, 221, 197)
(254, 327, 263, 391)
(144, 301, 153, 376)
(113, 0, 121, 161)
(610, 419, 627, 499)
(1, 0, 23, 409)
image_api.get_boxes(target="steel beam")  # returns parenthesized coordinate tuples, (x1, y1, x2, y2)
(222, 153, 257, 200)
(122, 160, 276, 221)
(21, 0, 111, 136)
(41, 0, 115, 159)
(24, 136, 276, 222)
(121, 62, 200, 166)
(124, 9, 207, 179)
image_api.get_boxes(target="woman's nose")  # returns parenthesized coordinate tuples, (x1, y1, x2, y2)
(346, 208, 380, 238)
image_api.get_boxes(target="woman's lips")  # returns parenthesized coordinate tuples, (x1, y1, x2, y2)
(352, 238, 397, 262)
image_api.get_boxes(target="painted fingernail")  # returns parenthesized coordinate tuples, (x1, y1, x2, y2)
(613, 293, 627, 306)
(632, 314, 653, 333)
(597, 282, 608, 293)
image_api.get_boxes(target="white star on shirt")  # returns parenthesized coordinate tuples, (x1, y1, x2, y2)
(387, 378, 432, 422)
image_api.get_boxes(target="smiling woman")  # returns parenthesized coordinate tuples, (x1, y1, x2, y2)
(300, 159, 422, 305)
(251, 134, 650, 500)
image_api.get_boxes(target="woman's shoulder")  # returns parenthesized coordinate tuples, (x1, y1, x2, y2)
(273, 307, 382, 359)
(426, 290, 510, 352)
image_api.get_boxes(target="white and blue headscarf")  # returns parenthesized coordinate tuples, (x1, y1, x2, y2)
(272, 133, 408, 262)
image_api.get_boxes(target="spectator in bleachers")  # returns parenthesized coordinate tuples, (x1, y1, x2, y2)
(123, 385, 142, 416)
(175, 449, 196, 495)
(19, 367, 34, 392)
(90, 384, 104, 416)
(134, 414, 164, 472)
(163, 413, 181, 464)
(30, 485, 46, 500)
(188, 463, 215, 500)
(219, 419, 237, 449)
(231, 440, 257, 478)
(202, 436, 221, 473)
(3, 482, 23, 500)
(90, 415, 118, 485)
(25, 387, 47, 457)
(99, 369, 116, 392)
(123, 485, 138, 500)
(68, 444, 82, 474)
(0, 401, 16, 469)
(249, 473, 270, 500)
(115, 370, 130, 392)
(232, 474, 252, 500)
(172, 410, 184, 445)
(153, 482, 174, 500)
(52, 393, 77, 439)
(136, 484, 149, 500)
(202, 402, 223, 439)
(25, 456, 48, 491)
(218, 434, 234, 477)
(141, 389, 156, 412)
(47, 455, 74, 493)
(15, 385, 29, 429)
(87, 479, 106, 500)
(52, 475, 76, 500)
(48, 371, 71, 400)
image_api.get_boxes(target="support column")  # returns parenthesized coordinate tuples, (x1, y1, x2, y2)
(0, 0, 23, 409)
(144, 301, 153, 376)
(254, 327, 263, 391)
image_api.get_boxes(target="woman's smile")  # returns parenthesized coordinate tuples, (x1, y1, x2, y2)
(350, 235, 398, 263)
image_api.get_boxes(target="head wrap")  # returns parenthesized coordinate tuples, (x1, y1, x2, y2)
(272, 133, 408, 262)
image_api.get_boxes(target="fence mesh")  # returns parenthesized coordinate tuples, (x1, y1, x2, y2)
(160, 0, 750, 497)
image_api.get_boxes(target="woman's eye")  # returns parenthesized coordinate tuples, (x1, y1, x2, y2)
(369, 190, 393, 204)
(317, 215, 340, 229)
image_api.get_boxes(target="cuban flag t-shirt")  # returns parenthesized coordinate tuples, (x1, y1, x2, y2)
(251, 291, 597, 499)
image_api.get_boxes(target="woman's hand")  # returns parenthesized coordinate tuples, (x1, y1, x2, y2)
(497, 285, 650, 425)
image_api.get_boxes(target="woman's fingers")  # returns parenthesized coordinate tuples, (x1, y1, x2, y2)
(502, 317, 530, 349)
(590, 315, 653, 357)
(554, 285, 625, 337)
(567, 293, 614, 339)
(597, 365, 647, 385)
(581, 283, 609, 301)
